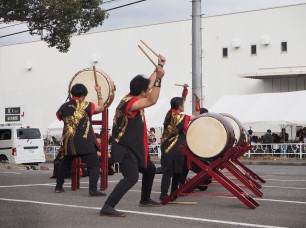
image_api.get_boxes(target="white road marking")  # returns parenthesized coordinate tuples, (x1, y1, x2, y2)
(128, 190, 306, 205)
(256, 198, 306, 205)
(0, 172, 21, 174)
(1, 183, 305, 205)
(0, 183, 55, 188)
(263, 179, 306, 182)
(0, 197, 287, 228)
(0, 181, 119, 188)
(264, 185, 306, 190)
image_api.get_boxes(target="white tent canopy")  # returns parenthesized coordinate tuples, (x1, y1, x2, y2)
(210, 90, 306, 128)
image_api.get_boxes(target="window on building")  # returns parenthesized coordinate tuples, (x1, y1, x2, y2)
(251, 45, 257, 55)
(222, 48, 228, 58)
(281, 42, 287, 52)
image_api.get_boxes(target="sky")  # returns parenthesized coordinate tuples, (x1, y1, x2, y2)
(1, 0, 306, 45)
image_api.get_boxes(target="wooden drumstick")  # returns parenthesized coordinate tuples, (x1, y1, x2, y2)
(93, 66, 98, 86)
(138, 45, 158, 68)
(174, 84, 189, 87)
(140, 40, 159, 57)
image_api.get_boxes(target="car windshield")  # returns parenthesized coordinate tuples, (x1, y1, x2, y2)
(17, 128, 41, 139)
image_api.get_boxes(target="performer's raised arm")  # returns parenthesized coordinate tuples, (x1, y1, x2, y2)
(93, 84, 104, 114)
(182, 84, 189, 103)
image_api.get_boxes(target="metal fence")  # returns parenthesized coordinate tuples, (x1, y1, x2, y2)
(45, 145, 162, 159)
(44, 143, 306, 160)
(148, 145, 161, 158)
(44, 146, 60, 159)
(245, 143, 306, 158)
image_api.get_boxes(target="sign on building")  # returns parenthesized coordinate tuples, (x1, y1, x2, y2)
(4, 107, 21, 122)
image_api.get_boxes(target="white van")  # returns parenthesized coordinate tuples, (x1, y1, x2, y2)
(0, 125, 46, 165)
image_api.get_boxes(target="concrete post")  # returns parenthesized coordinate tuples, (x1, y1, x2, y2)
(192, 0, 203, 114)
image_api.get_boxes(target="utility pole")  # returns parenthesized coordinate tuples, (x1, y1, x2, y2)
(192, 0, 203, 113)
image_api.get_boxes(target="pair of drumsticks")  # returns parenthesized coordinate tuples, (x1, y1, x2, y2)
(138, 40, 159, 68)
(91, 40, 158, 89)
(91, 40, 199, 103)
(138, 40, 185, 87)
(138, 40, 202, 101)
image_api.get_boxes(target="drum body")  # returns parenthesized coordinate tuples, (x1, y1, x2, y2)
(69, 68, 115, 108)
(186, 113, 235, 159)
(220, 113, 245, 145)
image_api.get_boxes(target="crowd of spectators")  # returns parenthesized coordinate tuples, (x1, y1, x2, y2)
(295, 127, 306, 143)
(248, 127, 306, 144)
(248, 128, 289, 144)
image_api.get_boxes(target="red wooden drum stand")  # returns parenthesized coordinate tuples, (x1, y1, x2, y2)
(222, 142, 264, 190)
(161, 143, 263, 209)
(230, 142, 266, 184)
(71, 109, 109, 191)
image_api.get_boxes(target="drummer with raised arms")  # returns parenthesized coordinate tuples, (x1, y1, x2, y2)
(100, 41, 166, 217)
(159, 84, 200, 201)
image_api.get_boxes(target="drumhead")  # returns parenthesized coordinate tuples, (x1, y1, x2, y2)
(69, 68, 115, 108)
(186, 113, 235, 159)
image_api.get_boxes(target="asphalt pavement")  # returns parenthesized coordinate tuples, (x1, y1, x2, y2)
(1, 160, 306, 228)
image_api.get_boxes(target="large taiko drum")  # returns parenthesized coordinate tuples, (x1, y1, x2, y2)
(68, 68, 115, 108)
(220, 113, 245, 146)
(186, 113, 235, 159)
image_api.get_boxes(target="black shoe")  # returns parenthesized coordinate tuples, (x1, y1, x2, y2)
(159, 194, 169, 201)
(139, 199, 161, 207)
(55, 188, 64, 193)
(89, 191, 107, 197)
(100, 204, 126, 217)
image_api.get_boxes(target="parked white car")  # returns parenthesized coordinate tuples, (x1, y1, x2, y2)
(0, 124, 46, 165)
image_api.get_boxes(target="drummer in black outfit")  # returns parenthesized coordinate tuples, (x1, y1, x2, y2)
(159, 85, 200, 200)
(55, 83, 106, 197)
(100, 54, 166, 217)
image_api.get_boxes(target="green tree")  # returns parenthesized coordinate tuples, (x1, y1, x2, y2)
(0, 0, 108, 52)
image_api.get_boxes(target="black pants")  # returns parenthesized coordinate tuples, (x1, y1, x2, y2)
(179, 164, 189, 186)
(160, 156, 185, 196)
(104, 153, 156, 208)
(108, 159, 115, 175)
(56, 153, 100, 192)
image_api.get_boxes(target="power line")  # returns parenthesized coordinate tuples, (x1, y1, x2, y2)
(0, 0, 147, 39)
(0, 22, 27, 30)
(0, 30, 30, 38)
(103, 0, 122, 4)
(0, 0, 121, 31)
(105, 0, 146, 11)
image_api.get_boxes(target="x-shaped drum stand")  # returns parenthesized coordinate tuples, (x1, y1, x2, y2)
(161, 142, 265, 209)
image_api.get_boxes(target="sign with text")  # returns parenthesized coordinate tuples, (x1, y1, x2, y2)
(4, 107, 22, 122)
(5, 107, 21, 115)
(5, 115, 21, 122)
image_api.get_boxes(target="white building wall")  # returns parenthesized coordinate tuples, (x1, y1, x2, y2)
(0, 20, 193, 134)
(202, 3, 306, 108)
(0, 4, 306, 135)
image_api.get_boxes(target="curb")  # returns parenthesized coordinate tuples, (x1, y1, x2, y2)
(0, 164, 51, 171)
